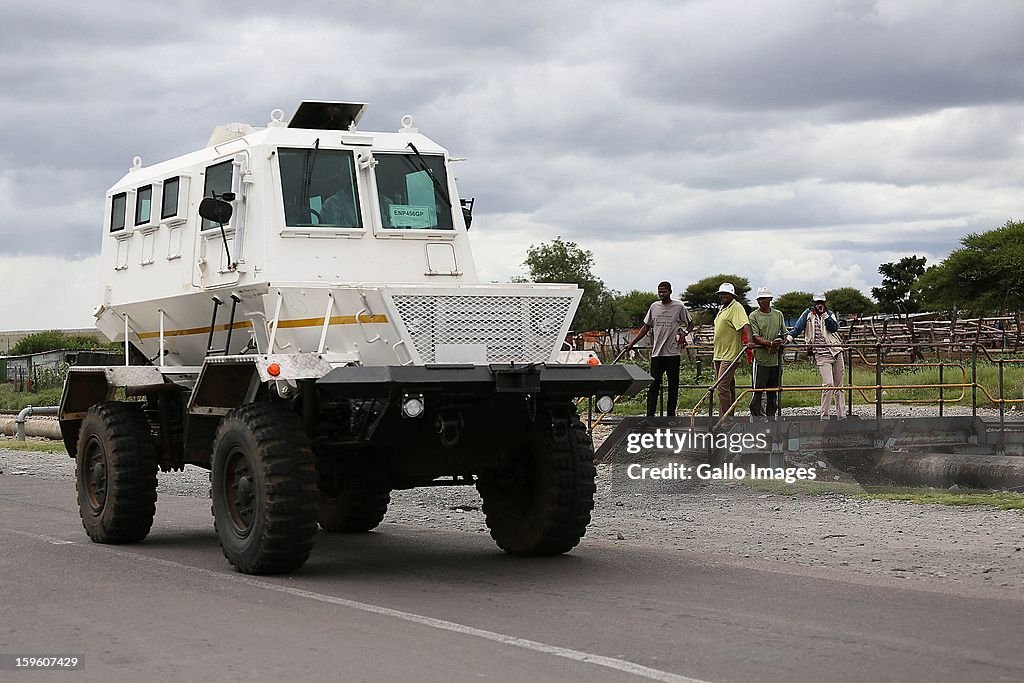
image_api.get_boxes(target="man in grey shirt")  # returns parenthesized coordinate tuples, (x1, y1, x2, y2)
(624, 281, 694, 416)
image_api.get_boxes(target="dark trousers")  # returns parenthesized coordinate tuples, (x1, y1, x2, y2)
(749, 361, 782, 419)
(648, 355, 681, 416)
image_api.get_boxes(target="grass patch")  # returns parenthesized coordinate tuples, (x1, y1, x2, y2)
(0, 383, 64, 411)
(0, 439, 67, 454)
(863, 490, 1024, 511)
(745, 478, 1024, 510)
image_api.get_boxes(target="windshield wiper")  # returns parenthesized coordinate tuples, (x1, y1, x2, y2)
(405, 142, 452, 208)
(301, 138, 321, 214)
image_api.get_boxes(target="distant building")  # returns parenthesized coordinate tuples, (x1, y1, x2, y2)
(0, 328, 112, 383)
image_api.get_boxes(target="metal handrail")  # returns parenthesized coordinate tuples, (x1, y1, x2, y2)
(715, 383, 977, 428)
(687, 348, 750, 430)
(672, 341, 1014, 427)
(585, 339, 1024, 432)
(317, 292, 335, 353)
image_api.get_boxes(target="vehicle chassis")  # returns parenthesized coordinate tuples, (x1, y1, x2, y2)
(60, 356, 649, 574)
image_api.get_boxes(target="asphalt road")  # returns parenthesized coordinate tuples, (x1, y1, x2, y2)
(1, 477, 1021, 683)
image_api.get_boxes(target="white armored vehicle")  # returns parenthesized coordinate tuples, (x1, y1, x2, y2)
(59, 101, 649, 574)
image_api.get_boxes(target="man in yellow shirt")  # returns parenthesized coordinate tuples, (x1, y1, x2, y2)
(712, 282, 753, 426)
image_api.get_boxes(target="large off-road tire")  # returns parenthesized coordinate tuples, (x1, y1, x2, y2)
(75, 401, 158, 544)
(210, 403, 319, 574)
(477, 411, 597, 556)
(318, 463, 391, 533)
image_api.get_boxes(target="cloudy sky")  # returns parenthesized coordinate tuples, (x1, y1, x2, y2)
(2, 0, 1023, 329)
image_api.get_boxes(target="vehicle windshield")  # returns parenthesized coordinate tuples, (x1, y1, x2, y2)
(374, 153, 453, 230)
(278, 148, 362, 228)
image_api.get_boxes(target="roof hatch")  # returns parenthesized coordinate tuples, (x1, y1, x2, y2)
(288, 101, 367, 131)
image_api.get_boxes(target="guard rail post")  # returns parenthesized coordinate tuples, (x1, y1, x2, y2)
(938, 363, 944, 417)
(846, 347, 853, 418)
(875, 343, 883, 419)
(971, 344, 978, 418)
(998, 357, 1005, 439)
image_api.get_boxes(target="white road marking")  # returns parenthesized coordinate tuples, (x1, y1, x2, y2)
(4, 527, 712, 683)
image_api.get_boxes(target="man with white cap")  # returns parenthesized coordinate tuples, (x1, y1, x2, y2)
(748, 286, 789, 421)
(712, 282, 753, 426)
(787, 292, 847, 419)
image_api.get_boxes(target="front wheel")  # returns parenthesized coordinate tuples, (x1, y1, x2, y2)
(477, 410, 596, 556)
(210, 403, 319, 574)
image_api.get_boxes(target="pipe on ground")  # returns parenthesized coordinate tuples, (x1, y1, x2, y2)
(3, 408, 63, 441)
(876, 452, 1024, 491)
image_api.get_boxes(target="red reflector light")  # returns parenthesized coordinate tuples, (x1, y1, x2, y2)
(267, 362, 281, 377)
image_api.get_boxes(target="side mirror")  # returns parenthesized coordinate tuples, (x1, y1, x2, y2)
(199, 197, 233, 224)
(460, 197, 475, 230)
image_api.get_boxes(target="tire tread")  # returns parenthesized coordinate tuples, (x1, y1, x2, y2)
(211, 403, 319, 575)
(75, 401, 158, 544)
(478, 410, 596, 556)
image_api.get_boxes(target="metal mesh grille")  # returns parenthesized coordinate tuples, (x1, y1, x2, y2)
(390, 294, 575, 363)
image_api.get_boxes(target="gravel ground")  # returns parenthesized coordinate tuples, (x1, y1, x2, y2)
(2, 407, 1022, 597)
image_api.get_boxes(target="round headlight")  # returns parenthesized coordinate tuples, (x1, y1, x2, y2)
(596, 395, 615, 414)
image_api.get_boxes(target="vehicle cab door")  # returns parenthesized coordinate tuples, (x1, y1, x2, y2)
(194, 153, 247, 288)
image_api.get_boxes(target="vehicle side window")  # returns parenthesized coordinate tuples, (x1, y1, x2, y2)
(161, 177, 180, 219)
(110, 193, 127, 233)
(135, 185, 152, 226)
(202, 160, 233, 230)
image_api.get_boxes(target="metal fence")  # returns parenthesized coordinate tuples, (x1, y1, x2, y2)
(583, 341, 1024, 433)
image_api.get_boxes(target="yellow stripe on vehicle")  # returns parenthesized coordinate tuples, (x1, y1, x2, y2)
(136, 314, 388, 339)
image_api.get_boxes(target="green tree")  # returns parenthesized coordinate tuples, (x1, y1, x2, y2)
(613, 289, 658, 327)
(871, 255, 927, 314)
(916, 221, 1024, 314)
(522, 237, 611, 331)
(10, 330, 106, 356)
(914, 263, 957, 312)
(825, 287, 878, 316)
(772, 291, 813, 320)
(682, 274, 751, 312)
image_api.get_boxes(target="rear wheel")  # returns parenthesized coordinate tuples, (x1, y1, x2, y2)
(75, 402, 158, 544)
(210, 403, 319, 574)
(317, 467, 391, 533)
(477, 410, 596, 556)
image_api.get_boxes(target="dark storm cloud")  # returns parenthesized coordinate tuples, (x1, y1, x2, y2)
(623, 1, 1024, 116)
(819, 232, 966, 257)
(0, 0, 1022, 276)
